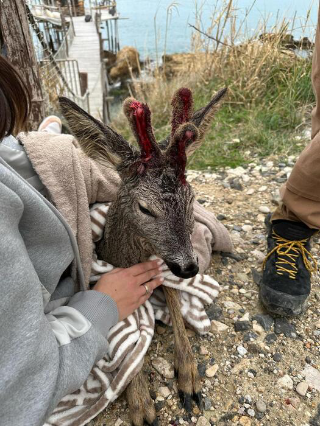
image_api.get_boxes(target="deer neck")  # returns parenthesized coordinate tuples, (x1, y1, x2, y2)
(96, 201, 153, 268)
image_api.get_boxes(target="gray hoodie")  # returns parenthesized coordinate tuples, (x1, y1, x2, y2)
(0, 136, 119, 426)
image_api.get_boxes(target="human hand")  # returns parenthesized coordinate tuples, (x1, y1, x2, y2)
(93, 259, 164, 321)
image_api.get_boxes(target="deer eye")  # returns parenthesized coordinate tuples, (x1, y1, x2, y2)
(138, 203, 155, 217)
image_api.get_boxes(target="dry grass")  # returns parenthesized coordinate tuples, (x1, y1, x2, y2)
(111, 0, 315, 169)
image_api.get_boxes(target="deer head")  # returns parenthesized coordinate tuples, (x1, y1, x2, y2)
(59, 87, 227, 278)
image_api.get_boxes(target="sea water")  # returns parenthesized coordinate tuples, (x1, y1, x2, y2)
(108, 0, 318, 60)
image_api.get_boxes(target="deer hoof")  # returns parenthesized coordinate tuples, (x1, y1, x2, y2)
(179, 390, 193, 412)
(193, 391, 203, 409)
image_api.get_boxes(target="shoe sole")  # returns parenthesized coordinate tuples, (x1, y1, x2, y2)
(259, 284, 307, 317)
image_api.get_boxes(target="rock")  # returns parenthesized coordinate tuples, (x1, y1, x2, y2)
(258, 206, 270, 213)
(242, 225, 253, 232)
(296, 381, 308, 396)
(199, 345, 209, 355)
(115, 419, 123, 426)
(239, 312, 250, 321)
(203, 397, 212, 410)
(247, 408, 255, 417)
(186, 329, 196, 337)
(273, 353, 282, 362)
(315, 320, 320, 328)
(253, 322, 265, 335)
(223, 301, 242, 310)
(217, 214, 227, 220)
(159, 386, 171, 398)
(156, 325, 166, 335)
(152, 357, 175, 379)
(277, 374, 294, 390)
(288, 397, 300, 408)
(206, 304, 223, 320)
(258, 185, 267, 192)
(302, 365, 320, 391)
(196, 416, 211, 426)
(205, 364, 219, 378)
(237, 273, 248, 282)
(239, 417, 251, 426)
(253, 314, 274, 331)
(110, 46, 140, 80)
(252, 249, 265, 263)
(155, 400, 165, 411)
(265, 333, 277, 344)
(246, 188, 255, 195)
(237, 345, 248, 356)
(211, 320, 229, 333)
(243, 331, 258, 342)
(234, 321, 251, 332)
(274, 318, 297, 338)
(256, 400, 267, 413)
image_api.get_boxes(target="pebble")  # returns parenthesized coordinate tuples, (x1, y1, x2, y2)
(247, 408, 255, 417)
(223, 301, 242, 310)
(246, 188, 255, 195)
(252, 249, 265, 263)
(211, 320, 229, 333)
(199, 345, 209, 355)
(239, 417, 251, 426)
(258, 185, 267, 192)
(115, 419, 123, 426)
(258, 205, 270, 213)
(256, 400, 267, 413)
(296, 381, 308, 396)
(253, 314, 274, 331)
(205, 364, 219, 378)
(237, 345, 248, 356)
(159, 386, 171, 398)
(273, 353, 282, 362)
(277, 374, 294, 390)
(252, 322, 265, 335)
(302, 365, 320, 391)
(206, 304, 223, 320)
(274, 318, 297, 338)
(242, 225, 253, 232)
(234, 321, 251, 332)
(203, 397, 212, 410)
(265, 333, 277, 344)
(196, 416, 211, 426)
(156, 325, 166, 335)
(152, 357, 175, 379)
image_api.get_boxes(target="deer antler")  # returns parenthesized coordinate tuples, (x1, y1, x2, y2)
(123, 98, 162, 164)
(171, 88, 194, 137)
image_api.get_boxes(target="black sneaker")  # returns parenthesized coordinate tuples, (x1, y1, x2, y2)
(260, 220, 317, 316)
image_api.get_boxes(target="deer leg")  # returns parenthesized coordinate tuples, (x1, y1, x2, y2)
(126, 368, 158, 426)
(163, 286, 202, 412)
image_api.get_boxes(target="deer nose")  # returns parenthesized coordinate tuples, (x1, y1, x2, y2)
(166, 261, 199, 279)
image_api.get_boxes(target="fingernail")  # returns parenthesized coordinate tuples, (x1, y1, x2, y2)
(157, 259, 164, 266)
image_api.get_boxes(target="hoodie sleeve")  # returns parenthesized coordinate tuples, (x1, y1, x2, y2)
(0, 181, 118, 426)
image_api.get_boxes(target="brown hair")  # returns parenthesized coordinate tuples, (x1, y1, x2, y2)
(0, 55, 31, 139)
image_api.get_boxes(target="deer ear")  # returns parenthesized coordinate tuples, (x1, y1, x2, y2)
(59, 97, 136, 168)
(188, 87, 227, 156)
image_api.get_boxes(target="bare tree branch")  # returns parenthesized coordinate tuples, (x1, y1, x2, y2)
(188, 24, 230, 47)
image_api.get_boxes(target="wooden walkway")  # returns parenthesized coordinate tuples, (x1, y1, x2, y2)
(68, 16, 102, 119)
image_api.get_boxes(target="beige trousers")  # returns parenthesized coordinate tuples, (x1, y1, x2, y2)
(272, 5, 320, 229)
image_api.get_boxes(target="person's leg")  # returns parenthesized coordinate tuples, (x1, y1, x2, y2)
(260, 7, 320, 316)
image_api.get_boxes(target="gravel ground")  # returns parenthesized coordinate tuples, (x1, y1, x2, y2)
(92, 138, 320, 426)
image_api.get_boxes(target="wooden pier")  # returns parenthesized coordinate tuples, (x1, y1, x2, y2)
(68, 16, 102, 119)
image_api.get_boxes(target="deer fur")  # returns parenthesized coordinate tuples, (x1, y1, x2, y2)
(59, 86, 227, 426)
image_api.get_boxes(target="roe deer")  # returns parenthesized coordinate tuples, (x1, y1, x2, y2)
(59, 86, 227, 426)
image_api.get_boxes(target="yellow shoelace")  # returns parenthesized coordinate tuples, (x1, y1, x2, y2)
(263, 231, 317, 280)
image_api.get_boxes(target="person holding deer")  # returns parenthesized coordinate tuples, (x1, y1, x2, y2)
(0, 53, 232, 426)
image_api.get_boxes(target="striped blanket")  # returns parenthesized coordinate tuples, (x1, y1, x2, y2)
(46, 203, 220, 426)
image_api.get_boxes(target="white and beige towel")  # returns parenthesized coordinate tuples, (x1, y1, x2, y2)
(46, 203, 220, 426)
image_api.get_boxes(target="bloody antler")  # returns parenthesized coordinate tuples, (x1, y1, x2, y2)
(171, 88, 194, 137)
(123, 98, 161, 163)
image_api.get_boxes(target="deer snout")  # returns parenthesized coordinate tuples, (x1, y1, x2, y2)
(166, 260, 199, 279)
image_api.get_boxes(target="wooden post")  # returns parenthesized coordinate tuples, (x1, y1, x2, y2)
(0, 0, 45, 129)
